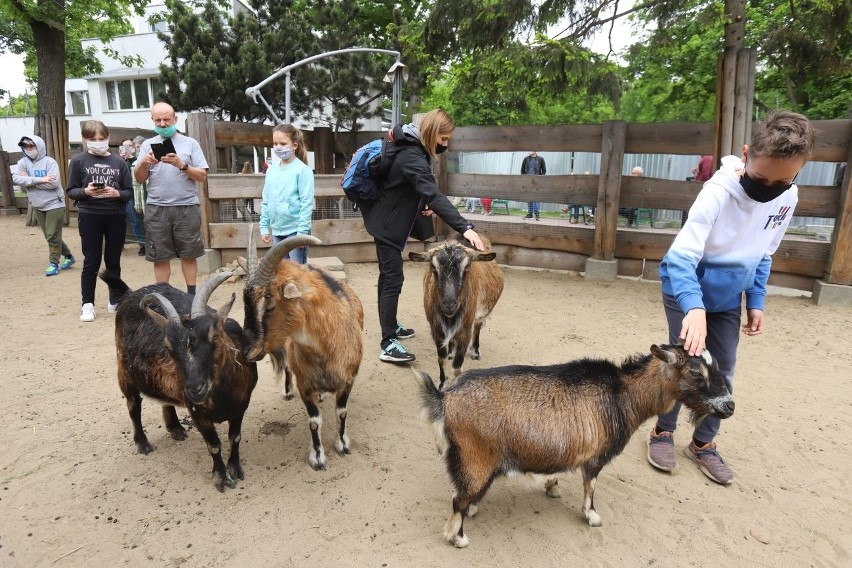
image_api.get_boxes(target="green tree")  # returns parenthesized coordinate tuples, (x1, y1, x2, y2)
(0, 0, 148, 115)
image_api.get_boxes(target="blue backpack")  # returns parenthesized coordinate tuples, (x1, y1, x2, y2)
(340, 138, 397, 204)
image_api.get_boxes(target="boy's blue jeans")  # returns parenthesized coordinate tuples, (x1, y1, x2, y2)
(656, 293, 739, 444)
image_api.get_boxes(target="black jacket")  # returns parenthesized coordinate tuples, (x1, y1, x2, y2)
(359, 124, 470, 251)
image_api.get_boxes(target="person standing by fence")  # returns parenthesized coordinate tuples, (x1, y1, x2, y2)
(521, 151, 546, 220)
(120, 138, 145, 256)
(67, 121, 133, 322)
(134, 102, 209, 294)
(13, 135, 76, 277)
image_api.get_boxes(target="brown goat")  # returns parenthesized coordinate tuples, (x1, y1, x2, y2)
(414, 344, 735, 547)
(242, 235, 364, 470)
(409, 233, 503, 387)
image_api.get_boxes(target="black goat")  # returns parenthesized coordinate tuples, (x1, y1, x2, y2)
(100, 271, 258, 492)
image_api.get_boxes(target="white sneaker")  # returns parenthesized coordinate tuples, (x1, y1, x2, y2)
(107, 301, 119, 314)
(80, 303, 96, 322)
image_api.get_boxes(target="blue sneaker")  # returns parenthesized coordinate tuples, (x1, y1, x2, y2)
(45, 263, 59, 276)
(379, 339, 415, 363)
(395, 323, 415, 339)
(59, 255, 76, 270)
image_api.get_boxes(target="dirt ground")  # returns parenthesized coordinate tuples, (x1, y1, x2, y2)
(1, 214, 850, 568)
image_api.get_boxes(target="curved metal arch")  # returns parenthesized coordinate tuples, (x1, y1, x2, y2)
(245, 47, 404, 126)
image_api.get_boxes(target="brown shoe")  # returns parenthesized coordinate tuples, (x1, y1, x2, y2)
(684, 441, 734, 484)
(647, 428, 676, 471)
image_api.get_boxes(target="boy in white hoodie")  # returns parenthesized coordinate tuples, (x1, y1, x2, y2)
(647, 110, 815, 484)
(13, 135, 76, 276)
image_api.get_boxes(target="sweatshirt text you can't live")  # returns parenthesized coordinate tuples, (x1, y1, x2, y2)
(659, 155, 798, 314)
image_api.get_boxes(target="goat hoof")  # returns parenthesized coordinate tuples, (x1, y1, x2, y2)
(310, 462, 326, 471)
(225, 476, 237, 489)
(136, 441, 154, 454)
(586, 511, 603, 527)
(466, 504, 478, 518)
(228, 463, 245, 480)
(283, 392, 295, 401)
(168, 428, 187, 441)
(470, 351, 480, 360)
(450, 534, 470, 548)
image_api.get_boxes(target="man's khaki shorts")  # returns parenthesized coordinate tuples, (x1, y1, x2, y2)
(143, 204, 205, 262)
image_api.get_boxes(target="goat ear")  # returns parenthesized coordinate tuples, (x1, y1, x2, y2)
(217, 293, 236, 321)
(409, 251, 429, 262)
(144, 306, 170, 330)
(651, 344, 680, 365)
(475, 252, 496, 262)
(282, 282, 302, 299)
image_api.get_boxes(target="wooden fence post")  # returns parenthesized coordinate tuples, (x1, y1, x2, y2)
(313, 127, 333, 174)
(186, 112, 217, 249)
(823, 143, 852, 285)
(593, 120, 626, 262)
(0, 152, 20, 216)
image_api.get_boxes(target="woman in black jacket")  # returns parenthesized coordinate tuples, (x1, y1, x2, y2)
(359, 109, 484, 363)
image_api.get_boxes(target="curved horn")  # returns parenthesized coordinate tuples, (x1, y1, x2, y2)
(246, 223, 257, 281)
(252, 235, 322, 287)
(140, 292, 181, 324)
(191, 271, 235, 319)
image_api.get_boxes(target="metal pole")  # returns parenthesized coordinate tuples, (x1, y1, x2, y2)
(285, 70, 291, 124)
(392, 66, 402, 127)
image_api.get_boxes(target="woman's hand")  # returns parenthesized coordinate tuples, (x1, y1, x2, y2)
(261, 234, 271, 244)
(463, 229, 485, 251)
(421, 204, 433, 217)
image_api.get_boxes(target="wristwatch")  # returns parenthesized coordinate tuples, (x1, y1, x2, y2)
(465, 223, 475, 231)
(179, 163, 189, 172)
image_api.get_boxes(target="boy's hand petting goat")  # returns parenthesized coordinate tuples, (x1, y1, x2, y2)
(414, 344, 734, 548)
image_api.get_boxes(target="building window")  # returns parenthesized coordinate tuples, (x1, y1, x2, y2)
(105, 78, 160, 110)
(68, 91, 90, 115)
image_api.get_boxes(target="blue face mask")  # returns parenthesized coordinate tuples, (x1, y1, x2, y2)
(273, 146, 294, 160)
(154, 124, 177, 139)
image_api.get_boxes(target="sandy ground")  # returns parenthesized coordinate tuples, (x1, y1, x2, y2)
(1, 214, 850, 568)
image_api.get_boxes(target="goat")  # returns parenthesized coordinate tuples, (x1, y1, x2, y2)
(100, 271, 258, 492)
(413, 344, 735, 547)
(409, 233, 503, 388)
(242, 235, 364, 470)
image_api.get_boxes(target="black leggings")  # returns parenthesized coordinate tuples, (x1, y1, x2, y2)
(374, 240, 405, 346)
(78, 212, 126, 305)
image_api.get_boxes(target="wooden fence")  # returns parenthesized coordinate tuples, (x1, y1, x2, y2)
(194, 117, 851, 292)
(2, 115, 850, 292)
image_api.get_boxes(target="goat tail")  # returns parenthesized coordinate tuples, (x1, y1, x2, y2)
(412, 369, 448, 456)
(97, 270, 130, 302)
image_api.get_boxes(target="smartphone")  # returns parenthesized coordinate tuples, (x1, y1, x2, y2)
(151, 138, 176, 161)
(93, 182, 105, 191)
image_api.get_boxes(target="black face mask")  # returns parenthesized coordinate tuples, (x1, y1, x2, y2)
(740, 162, 795, 203)
(435, 144, 448, 155)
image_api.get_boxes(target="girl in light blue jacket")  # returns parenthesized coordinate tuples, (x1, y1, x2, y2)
(259, 124, 314, 264)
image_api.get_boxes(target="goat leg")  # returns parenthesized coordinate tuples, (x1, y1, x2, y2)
(544, 476, 561, 498)
(469, 321, 484, 360)
(124, 390, 154, 454)
(334, 387, 352, 456)
(302, 390, 326, 470)
(444, 495, 471, 548)
(270, 349, 296, 400)
(450, 338, 468, 381)
(162, 405, 188, 440)
(436, 344, 449, 389)
(581, 464, 603, 527)
(195, 417, 234, 492)
(226, 413, 246, 481)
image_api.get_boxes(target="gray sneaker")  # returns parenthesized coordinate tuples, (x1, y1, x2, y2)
(647, 428, 676, 471)
(684, 441, 734, 484)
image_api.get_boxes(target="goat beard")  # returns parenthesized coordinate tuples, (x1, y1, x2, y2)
(689, 410, 708, 426)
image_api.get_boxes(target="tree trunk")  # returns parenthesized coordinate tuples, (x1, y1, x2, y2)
(32, 18, 66, 117)
(724, 0, 746, 49)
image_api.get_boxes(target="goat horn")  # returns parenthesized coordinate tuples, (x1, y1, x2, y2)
(191, 271, 235, 319)
(140, 292, 181, 324)
(252, 235, 322, 287)
(246, 223, 257, 281)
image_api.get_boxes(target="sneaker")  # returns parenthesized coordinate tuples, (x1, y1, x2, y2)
(80, 303, 96, 322)
(522, 214, 533, 219)
(535, 216, 540, 221)
(138, 245, 146, 256)
(684, 441, 734, 484)
(107, 301, 119, 314)
(45, 263, 60, 276)
(379, 339, 415, 363)
(647, 428, 676, 472)
(395, 323, 415, 340)
(59, 255, 75, 270)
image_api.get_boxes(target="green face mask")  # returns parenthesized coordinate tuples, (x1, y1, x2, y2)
(154, 124, 177, 139)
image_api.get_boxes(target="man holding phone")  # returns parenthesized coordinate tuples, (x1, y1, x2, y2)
(134, 101, 209, 294)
